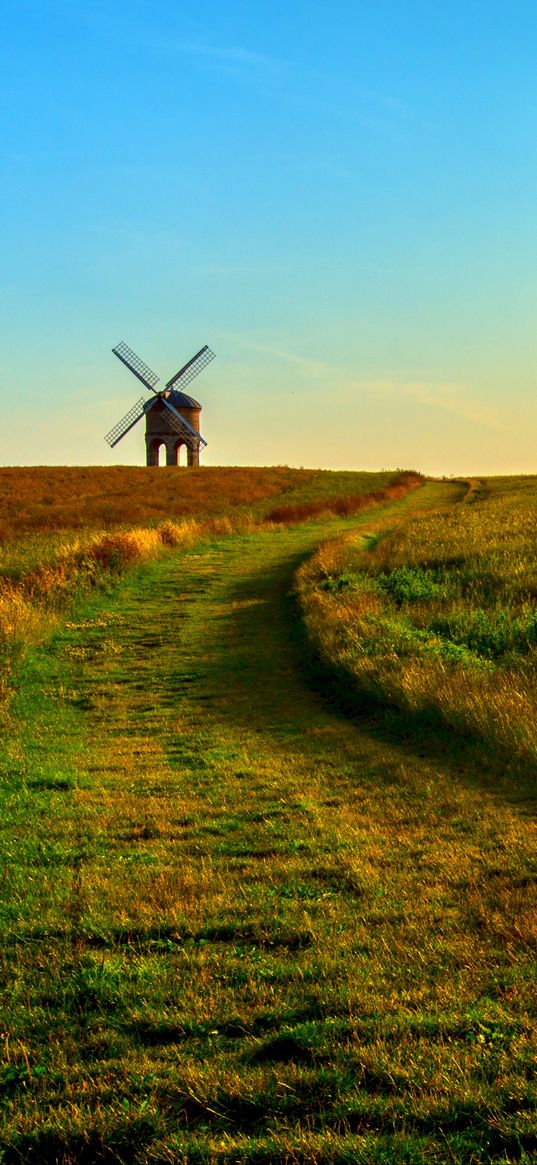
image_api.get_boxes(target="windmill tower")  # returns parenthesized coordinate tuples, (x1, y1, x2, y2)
(105, 341, 215, 466)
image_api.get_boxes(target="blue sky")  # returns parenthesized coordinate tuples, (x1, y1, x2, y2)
(2, 0, 537, 473)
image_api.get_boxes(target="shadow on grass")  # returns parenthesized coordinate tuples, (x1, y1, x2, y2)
(167, 528, 537, 811)
(289, 592, 537, 811)
(0, 1122, 158, 1165)
(3, 1101, 535, 1164)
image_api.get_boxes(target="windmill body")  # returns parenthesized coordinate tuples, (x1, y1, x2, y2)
(144, 389, 203, 466)
(105, 341, 214, 466)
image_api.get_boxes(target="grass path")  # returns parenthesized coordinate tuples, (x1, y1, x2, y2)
(2, 481, 536, 1164)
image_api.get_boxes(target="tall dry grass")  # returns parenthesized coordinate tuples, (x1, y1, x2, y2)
(266, 472, 422, 523)
(297, 476, 537, 765)
(0, 465, 410, 540)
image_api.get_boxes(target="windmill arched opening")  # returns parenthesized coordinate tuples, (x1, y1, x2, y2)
(146, 439, 167, 467)
(145, 434, 198, 468)
(173, 440, 187, 466)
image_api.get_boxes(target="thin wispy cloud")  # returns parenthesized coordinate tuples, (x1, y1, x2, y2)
(342, 379, 504, 432)
(224, 335, 332, 379)
(39, 4, 410, 146)
(183, 41, 410, 143)
(404, 383, 503, 432)
(183, 42, 291, 75)
(223, 346, 496, 428)
(192, 262, 288, 277)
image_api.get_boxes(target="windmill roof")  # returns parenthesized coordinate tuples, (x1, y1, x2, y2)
(168, 389, 201, 409)
(144, 389, 201, 413)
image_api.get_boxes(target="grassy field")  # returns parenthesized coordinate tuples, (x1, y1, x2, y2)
(0, 468, 417, 716)
(0, 466, 416, 541)
(0, 471, 535, 1163)
(297, 474, 537, 767)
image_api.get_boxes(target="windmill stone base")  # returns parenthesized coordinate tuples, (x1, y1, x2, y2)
(145, 435, 200, 467)
(144, 394, 202, 467)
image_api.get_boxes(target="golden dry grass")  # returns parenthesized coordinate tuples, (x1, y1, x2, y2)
(0, 465, 412, 541)
(297, 475, 537, 766)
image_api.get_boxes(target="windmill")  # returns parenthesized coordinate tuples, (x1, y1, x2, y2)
(105, 341, 215, 466)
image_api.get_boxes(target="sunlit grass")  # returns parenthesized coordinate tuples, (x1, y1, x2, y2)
(0, 469, 418, 718)
(297, 475, 537, 766)
(0, 465, 412, 542)
(0, 477, 535, 1162)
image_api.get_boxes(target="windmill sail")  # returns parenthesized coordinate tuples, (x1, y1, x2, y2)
(106, 339, 213, 458)
(161, 396, 207, 447)
(105, 397, 147, 447)
(165, 345, 215, 392)
(112, 342, 160, 391)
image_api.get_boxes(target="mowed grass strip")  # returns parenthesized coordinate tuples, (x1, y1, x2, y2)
(0, 482, 535, 1163)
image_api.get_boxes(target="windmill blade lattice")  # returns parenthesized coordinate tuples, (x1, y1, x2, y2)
(112, 342, 160, 391)
(105, 397, 147, 448)
(106, 338, 214, 462)
(161, 397, 207, 447)
(166, 345, 215, 392)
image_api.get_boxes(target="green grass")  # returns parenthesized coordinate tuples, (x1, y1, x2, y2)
(0, 479, 535, 1162)
(297, 475, 537, 767)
